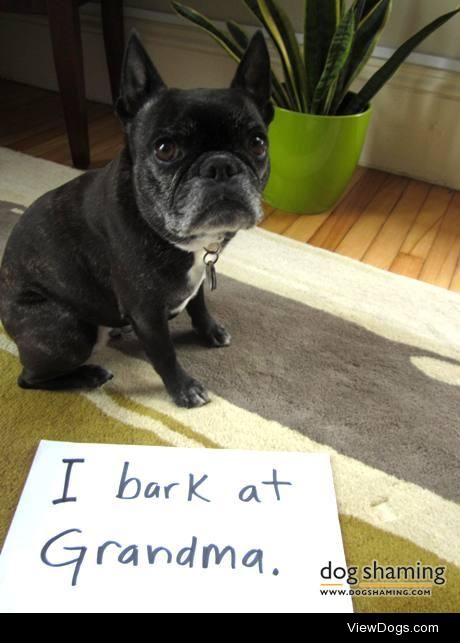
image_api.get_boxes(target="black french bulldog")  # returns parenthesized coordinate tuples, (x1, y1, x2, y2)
(0, 31, 273, 407)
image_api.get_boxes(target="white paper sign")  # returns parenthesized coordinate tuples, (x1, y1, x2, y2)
(0, 440, 352, 613)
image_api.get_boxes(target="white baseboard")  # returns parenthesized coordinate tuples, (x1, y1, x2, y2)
(0, 8, 459, 190)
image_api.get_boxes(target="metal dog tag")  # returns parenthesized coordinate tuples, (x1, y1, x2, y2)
(203, 244, 221, 291)
(205, 261, 218, 291)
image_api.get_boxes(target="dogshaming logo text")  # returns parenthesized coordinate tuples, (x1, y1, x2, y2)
(319, 560, 446, 598)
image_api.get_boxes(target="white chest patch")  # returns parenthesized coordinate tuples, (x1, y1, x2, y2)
(170, 252, 206, 315)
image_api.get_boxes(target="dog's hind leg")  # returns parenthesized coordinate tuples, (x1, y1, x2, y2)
(19, 364, 113, 391)
(6, 300, 113, 391)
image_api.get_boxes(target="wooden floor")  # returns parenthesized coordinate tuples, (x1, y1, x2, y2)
(1, 79, 459, 293)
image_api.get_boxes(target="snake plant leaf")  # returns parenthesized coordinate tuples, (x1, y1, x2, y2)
(275, 81, 297, 109)
(241, 0, 267, 30)
(171, 2, 243, 62)
(243, 0, 298, 110)
(226, 20, 250, 51)
(344, 3, 460, 114)
(226, 21, 288, 108)
(272, 79, 291, 107)
(331, 0, 391, 113)
(259, 0, 309, 111)
(243, 0, 307, 111)
(311, 7, 355, 114)
(304, 1, 342, 107)
(354, 0, 383, 24)
(353, 0, 367, 24)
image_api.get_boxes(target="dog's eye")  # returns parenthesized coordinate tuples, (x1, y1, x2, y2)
(154, 138, 179, 163)
(249, 135, 267, 159)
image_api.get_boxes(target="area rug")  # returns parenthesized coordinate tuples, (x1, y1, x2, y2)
(0, 147, 459, 613)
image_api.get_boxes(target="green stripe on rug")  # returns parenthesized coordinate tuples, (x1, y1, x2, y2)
(341, 515, 460, 613)
(105, 387, 221, 449)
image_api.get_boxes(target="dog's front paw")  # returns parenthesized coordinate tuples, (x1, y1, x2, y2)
(200, 322, 232, 348)
(171, 377, 209, 408)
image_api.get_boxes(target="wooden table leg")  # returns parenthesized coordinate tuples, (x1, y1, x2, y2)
(101, 0, 124, 105)
(47, 0, 90, 169)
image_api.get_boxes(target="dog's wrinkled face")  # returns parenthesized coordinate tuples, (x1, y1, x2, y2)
(116, 32, 274, 249)
(130, 89, 270, 249)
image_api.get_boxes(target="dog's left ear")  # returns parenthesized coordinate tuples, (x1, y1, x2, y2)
(231, 31, 273, 124)
(116, 30, 166, 122)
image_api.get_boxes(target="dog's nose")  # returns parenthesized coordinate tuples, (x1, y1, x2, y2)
(199, 154, 241, 182)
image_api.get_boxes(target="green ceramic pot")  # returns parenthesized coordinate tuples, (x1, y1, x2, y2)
(264, 105, 372, 215)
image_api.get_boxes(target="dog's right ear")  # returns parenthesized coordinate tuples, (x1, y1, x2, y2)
(116, 31, 166, 122)
(231, 31, 273, 124)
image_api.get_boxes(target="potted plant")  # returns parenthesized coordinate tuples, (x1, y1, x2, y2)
(172, 0, 460, 214)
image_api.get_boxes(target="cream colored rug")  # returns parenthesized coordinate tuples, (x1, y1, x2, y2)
(1, 147, 459, 612)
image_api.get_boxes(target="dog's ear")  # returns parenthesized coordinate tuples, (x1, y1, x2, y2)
(231, 31, 273, 124)
(116, 31, 166, 122)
